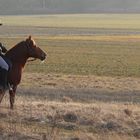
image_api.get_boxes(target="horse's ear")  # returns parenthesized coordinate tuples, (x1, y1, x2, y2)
(28, 35, 32, 40)
(26, 36, 32, 42)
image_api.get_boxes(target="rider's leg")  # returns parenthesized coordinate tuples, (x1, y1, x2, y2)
(0, 56, 9, 71)
(0, 56, 9, 90)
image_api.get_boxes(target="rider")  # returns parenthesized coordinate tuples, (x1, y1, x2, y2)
(0, 42, 9, 90)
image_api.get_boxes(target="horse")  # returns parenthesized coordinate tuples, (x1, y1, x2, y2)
(0, 36, 46, 109)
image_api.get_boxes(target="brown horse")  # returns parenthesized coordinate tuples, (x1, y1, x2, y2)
(0, 36, 46, 109)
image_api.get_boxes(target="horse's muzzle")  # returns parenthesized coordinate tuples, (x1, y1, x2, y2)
(40, 53, 47, 61)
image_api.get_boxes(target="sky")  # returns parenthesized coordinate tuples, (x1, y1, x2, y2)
(0, 0, 140, 15)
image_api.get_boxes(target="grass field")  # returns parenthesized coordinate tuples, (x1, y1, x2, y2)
(2, 14, 140, 29)
(1, 34, 140, 77)
(0, 14, 140, 140)
(0, 14, 140, 77)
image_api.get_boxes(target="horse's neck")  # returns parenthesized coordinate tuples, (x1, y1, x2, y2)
(6, 42, 29, 67)
(15, 57, 28, 67)
(6, 53, 28, 67)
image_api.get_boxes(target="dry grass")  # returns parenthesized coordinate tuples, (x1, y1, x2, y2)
(0, 73, 140, 140)
(21, 73, 140, 91)
(0, 93, 139, 140)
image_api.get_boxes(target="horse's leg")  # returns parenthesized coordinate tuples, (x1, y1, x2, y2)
(9, 86, 17, 109)
(0, 89, 5, 104)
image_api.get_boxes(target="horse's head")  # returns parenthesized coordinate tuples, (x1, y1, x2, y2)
(25, 36, 47, 61)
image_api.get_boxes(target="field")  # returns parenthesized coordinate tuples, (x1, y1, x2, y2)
(0, 14, 140, 140)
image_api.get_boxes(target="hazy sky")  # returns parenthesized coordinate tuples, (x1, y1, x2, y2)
(0, 0, 140, 14)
